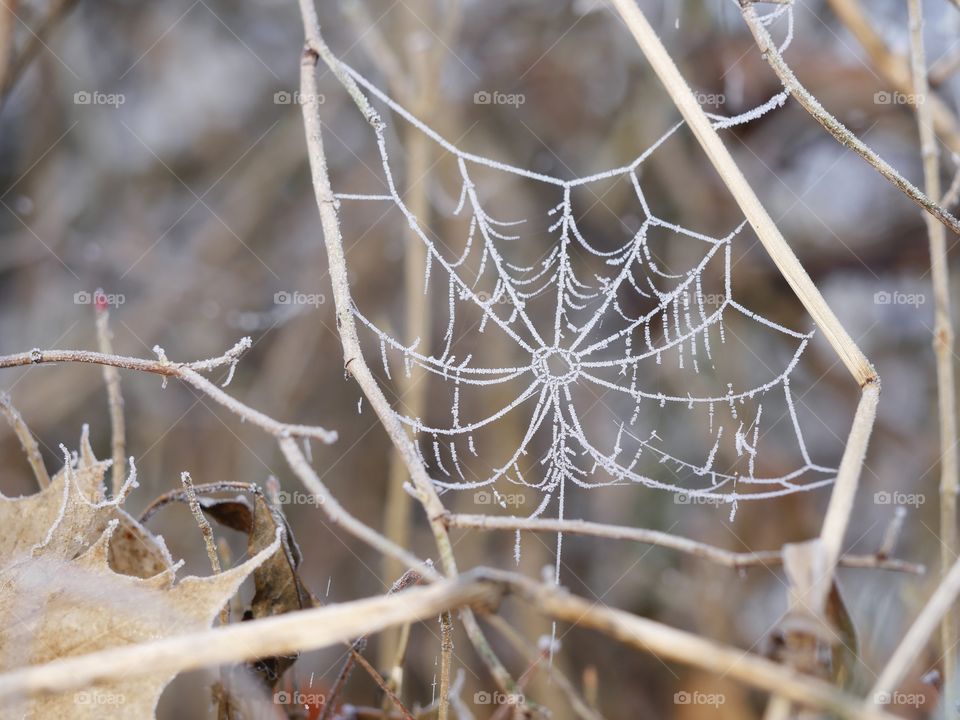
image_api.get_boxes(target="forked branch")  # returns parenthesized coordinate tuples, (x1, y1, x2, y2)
(737, 0, 960, 237)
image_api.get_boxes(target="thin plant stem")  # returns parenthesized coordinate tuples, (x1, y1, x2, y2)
(907, 0, 959, 710)
(0, 393, 50, 488)
(871, 556, 960, 702)
(295, 0, 516, 695)
(95, 304, 126, 497)
(444, 513, 922, 573)
(737, 0, 960, 237)
(0, 571, 901, 720)
(608, 0, 879, 600)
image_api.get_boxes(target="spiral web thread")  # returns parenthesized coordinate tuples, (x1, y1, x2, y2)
(327, 3, 832, 576)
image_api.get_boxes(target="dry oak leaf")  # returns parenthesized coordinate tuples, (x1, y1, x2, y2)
(0, 439, 283, 719)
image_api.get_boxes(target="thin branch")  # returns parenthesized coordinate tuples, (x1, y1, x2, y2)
(373, 0, 463, 676)
(819, 380, 880, 573)
(610, 0, 874, 385)
(181, 472, 223, 576)
(488, 570, 897, 720)
(906, 0, 959, 712)
(930, 46, 960, 87)
(485, 614, 606, 720)
(0, 392, 50, 488)
(871, 556, 960, 700)
(444, 513, 923, 574)
(322, 571, 424, 720)
(942, 162, 960, 209)
(0, 347, 448, 636)
(295, 0, 516, 696)
(0, 345, 337, 443)
(95, 304, 126, 497)
(608, 0, 880, 605)
(825, 0, 960, 156)
(438, 611, 453, 720)
(737, 0, 960, 237)
(345, 647, 414, 720)
(138, 481, 261, 524)
(0, 576, 501, 706)
(0, 571, 901, 720)
(279, 437, 438, 582)
(877, 507, 907, 560)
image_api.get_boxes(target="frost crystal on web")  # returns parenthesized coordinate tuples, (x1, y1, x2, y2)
(325, 3, 830, 569)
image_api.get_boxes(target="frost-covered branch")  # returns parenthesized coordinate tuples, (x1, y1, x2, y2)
(0, 344, 337, 442)
(94, 303, 127, 496)
(0, 570, 902, 720)
(296, 0, 517, 696)
(445, 514, 922, 573)
(906, 0, 960, 710)
(737, 0, 960, 237)
(0, 393, 50, 488)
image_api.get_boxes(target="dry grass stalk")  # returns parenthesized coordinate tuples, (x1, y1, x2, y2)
(905, 0, 959, 710)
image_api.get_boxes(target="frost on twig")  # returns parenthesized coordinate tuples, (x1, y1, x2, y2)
(0, 393, 50, 489)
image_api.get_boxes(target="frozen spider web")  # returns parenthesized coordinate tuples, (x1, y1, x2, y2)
(325, 3, 833, 571)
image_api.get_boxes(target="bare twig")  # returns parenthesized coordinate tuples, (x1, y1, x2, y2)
(348, 649, 413, 720)
(0, 572, 900, 720)
(738, 0, 960, 237)
(609, 0, 879, 604)
(486, 614, 606, 720)
(279, 437, 438, 582)
(138, 481, 261, 524)
(942, 162, 960, 209)
(825, 0, 960, 155)
(296, 0, 516, 696)
(488, 570, 896, 720)
(0, 345, 337, 443)
(931, 46, 960, 87)
(444, 513, 923, 573)
(438, 611, 453, 720)
(871, 556, 960, 702)
(877, 507, 907, 560)
(0, 576, 501, 706)
(95, 303, 126, 497)
(906, 0, 959, 710)
(0, 392, 50, 488)
(181, 472, 223, 577)
(819, 381, 880, 573)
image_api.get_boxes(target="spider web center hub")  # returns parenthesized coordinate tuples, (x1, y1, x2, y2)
(534, 347, 581, 385)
